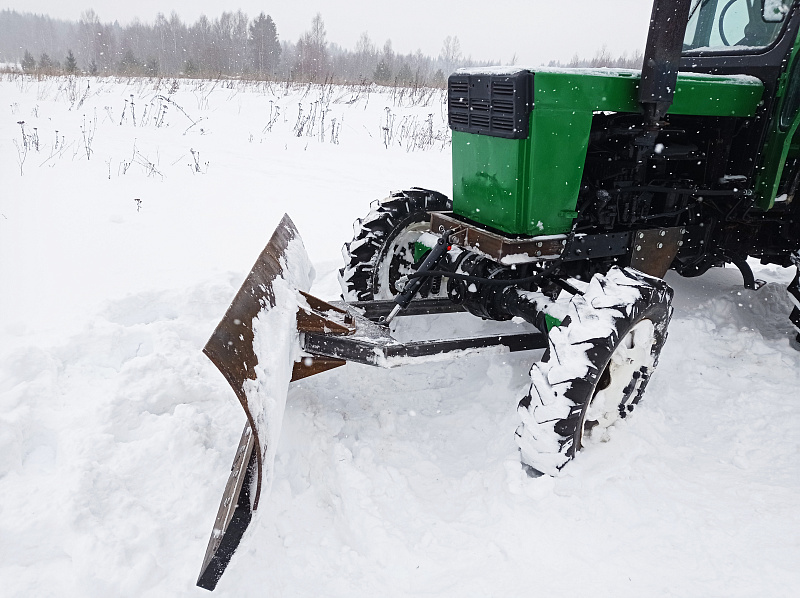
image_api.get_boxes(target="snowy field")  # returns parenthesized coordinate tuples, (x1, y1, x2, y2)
(1, 74, 799, 597)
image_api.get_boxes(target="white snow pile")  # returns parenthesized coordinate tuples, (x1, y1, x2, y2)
(1, 74, 799, 597)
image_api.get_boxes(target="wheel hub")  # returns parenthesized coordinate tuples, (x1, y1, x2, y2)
(582, 318, 657, 446)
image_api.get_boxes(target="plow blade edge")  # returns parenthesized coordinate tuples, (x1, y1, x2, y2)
(196, 214, 350, 590)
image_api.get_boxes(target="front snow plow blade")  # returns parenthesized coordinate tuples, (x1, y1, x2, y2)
(196, 214, 352, 591)
(196, 216, 548, 591)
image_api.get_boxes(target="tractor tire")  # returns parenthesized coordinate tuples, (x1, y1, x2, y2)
(789, 261, 800, 345)
(515, 267, 673, 476)
(339, 188, 452, 301)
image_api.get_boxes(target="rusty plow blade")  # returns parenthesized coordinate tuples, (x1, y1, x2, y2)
(196, 214, 354, 591)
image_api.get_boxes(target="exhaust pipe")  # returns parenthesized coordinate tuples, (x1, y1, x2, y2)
(639, 0, 693, 123)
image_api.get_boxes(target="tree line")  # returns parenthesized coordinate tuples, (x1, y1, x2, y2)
(546, 46, 644, 70)
(0, 9, 484, 86)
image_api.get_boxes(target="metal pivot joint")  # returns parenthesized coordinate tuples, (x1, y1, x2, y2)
(384, 228, 455, 324)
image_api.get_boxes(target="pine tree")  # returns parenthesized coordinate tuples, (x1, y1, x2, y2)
(118, 49, 139, 75)
(397, 62, 413, 86)
(373, 60, 392, 84)
(184, 58, 197, 77)
(65, 50, 78, 74)
(21, 50, 36, 73)
(38, 53, 53, 71)
(373, 40, 395, 84)
(145, 58, 159, 77)
(249, 13, 281, 77)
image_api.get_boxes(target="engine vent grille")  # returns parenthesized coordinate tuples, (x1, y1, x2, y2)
(447, 70, 532, 139)
(492, 81, 515, 96)
(491, 116, 514, 132)
(450, 81, 469, 94)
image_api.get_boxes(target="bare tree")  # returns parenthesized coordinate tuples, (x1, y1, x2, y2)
(188, 15, 212, 74)
(439, 35, 462, 75)
(231, 11, 249, 74)
(354, 31, 376, 79)
(77, 10, 100, 69)
(294, 13, 328, 80)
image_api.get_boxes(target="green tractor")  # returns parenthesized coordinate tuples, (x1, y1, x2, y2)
(197, 0, 800, 589)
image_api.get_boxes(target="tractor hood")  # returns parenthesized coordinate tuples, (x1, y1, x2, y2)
(448, 67, 764, 237)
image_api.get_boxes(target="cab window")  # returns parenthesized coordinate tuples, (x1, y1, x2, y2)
(683, 0, 790, 51)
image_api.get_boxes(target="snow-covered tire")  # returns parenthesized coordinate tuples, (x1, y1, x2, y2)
(338, 188, 451, 301)
(515, 267, 673, 476)
(789, 260, 800, 344)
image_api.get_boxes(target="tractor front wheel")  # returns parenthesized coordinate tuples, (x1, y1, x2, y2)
(515, 267, 673, 476)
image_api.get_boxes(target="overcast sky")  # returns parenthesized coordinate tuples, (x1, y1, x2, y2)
(1, 1, 653, 64)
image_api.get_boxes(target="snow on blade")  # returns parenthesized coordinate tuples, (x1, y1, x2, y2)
(243, 237, 314, 510)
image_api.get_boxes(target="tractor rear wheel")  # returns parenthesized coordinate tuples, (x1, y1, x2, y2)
(339, 188, 451, 301)
(515, 267, 673, 476)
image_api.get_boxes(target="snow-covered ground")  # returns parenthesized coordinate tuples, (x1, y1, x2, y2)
(1, 74, 798, 597)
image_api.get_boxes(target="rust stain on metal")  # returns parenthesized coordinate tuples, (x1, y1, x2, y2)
(296, 290, 356, 335)
(630, 227, 685, 278)
(430, 212, 565, 262)
(291, 356, 347, 381)
(202, 213, 299, 510)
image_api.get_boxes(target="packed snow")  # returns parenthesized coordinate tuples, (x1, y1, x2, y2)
(1, 74, 799, 597)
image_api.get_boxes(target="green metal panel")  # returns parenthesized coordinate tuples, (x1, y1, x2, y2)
(526, 105, 593, 234)
(532, 70, 762, 116)
(755, 30, 800, 210)
(452, 132, 532, 233)
(670, 74, 764, 116)
(452, 68, 764, 236)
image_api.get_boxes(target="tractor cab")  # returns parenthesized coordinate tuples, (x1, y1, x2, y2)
(681, 0, 800, 209)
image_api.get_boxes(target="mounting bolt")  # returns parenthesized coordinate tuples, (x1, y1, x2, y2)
(537, 242, 543, 248)
(638, 232, 644, 239)
(677, 241, 684, 246)
(680, 228, 686, 234)
(535, 250, 542, 256)
(657, 242, 663, 249)
(660, 230, 666, 236)
(636, 245, 642, 251)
